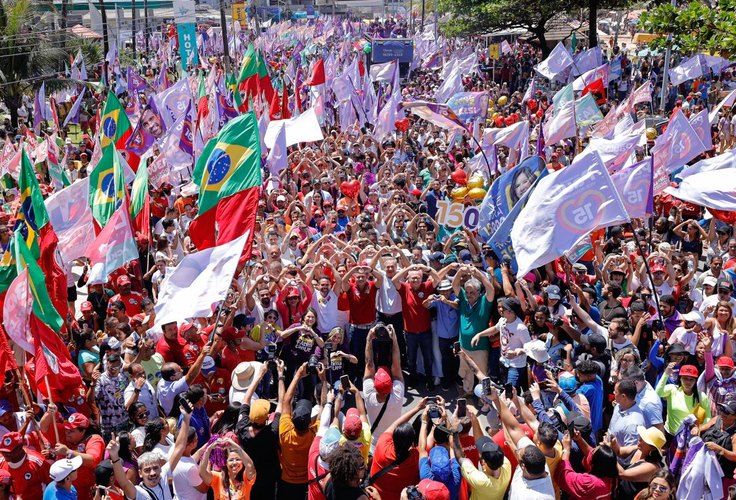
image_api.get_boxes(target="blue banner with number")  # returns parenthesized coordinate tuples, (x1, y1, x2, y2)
(177, 23, 199, 69)
(477, 155, 546, 243)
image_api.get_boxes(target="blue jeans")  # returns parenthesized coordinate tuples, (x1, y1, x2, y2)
(349, 324, 372, 381)
(406, 331, 433, 383)
(503, 365, 528, 390)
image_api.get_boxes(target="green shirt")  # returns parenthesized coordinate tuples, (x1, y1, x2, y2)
(458, 289, 492, 351)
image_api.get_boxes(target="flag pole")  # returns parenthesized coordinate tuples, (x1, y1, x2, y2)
(630, 222, 664, 322)
(43, 375, 61, 443)
(15, 367, 48, 450)
(466, 131, 493, 180)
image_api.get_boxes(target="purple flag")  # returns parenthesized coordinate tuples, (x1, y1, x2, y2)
(62, 88, 86, 128)
(178, 102, 194, 156)
(127, 66, 148, 93)
(610, 158, 654, 219)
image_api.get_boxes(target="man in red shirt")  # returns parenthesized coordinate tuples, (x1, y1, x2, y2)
(181, 322, 206, 367)
(193, 356, 231, 413)
(108, 275, 143, 316)
(0, 432, 51, 500)
(155, 321, 188, 366)
(392, 264, 440, 389)
(341, 265, 384, 378)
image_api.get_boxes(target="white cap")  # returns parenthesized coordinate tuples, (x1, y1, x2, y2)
(523, 339, 550, 364)
(50, 456, 83, 482)
(682, 310, 705, 325)
(704, 276, 718, 287)
(276, 195, 287, 202)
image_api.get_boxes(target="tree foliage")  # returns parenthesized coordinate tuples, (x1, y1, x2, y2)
(639, 0, 736, 56)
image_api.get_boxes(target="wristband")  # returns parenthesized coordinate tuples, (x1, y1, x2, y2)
(112, 458, 121, 464)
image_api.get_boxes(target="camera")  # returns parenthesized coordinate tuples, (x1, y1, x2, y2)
(307, 355, 320, 375)
(406, 485, 423, 499)
(544, 360, 564, 377)
(481, 377, 493, 396)
(428, 404, 441, 420)
(324, 342, 333, 352)
(552, 318, 564, 328)
(374, 322, 390, 339)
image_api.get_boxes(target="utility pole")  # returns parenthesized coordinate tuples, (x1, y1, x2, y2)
(659, 0, 677, 113)
(144, 0, 149, 53)
(100, 0, 110, 88)
(132, 0, 137, 59)
(220, 0, 231, 76)
(421, 0, 424, 31)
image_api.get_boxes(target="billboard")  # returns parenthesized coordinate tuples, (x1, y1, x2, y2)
(372, 38, 413, 64)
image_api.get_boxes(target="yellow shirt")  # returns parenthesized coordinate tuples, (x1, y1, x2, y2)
(279, 414, 318, 484)
(337, 422, 372, 463)
(461, 457, 512, 500)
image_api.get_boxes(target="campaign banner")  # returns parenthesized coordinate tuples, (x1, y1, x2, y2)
(372, 38, 414, 64)
(447, 92, 490, 123)
(177, 23, 199, 69)
(477, 155, 546, 243)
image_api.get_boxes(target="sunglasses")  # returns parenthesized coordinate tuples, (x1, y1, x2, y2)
(136, 412, 149, 419)
(650, 483, 669, 493)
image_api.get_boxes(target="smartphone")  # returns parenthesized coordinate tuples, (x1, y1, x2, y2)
(481, 377, 492, 396)
(428, 405, 441, 420)
(340, 374, 350, 390)
(452, 341, 461, 355)
(457, 398, 467, 418)
(504, 383, 513, 399)
(324, 342, 333, 352)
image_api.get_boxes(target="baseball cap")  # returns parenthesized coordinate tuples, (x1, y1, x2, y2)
(717, 356, 735, 369)
(102, 337, 122, 351)
(293, 399, 313, 431)
(50, 456, 83, 482)
(587, 333, 608, 352)
(276, 195, 287, 202)
(666, 343, 687, 356)
(116, 275, 131, 286)
(718, 399, 736, 415)
(130, 313, 147, 326)
(428, 251, 445, 263)
(64, 413, 90, 430)
(416, 479, 450, 500)
(80, 301, 93, 312)
(221, 326, 245, 343)
(0, 469, 10, 485)
(558, 371, 578, 394)
(429, 446, 452, 482)
(704, 276, 718, 287)
(374, 367, 392, 395)
(178, 322, 197, 337)
(0, 432, 23, 452)
(681, 310, 705, 325)
(523, 340, 550, 364)
(545, 285, 561, 300)
(718, 280, 734, 291)
(201, 356, 216, 375)
(650, 264, 666, 274)
(319, 427, 341, 459)
(249, 399, 271, 426)
(343, 408, 363, 439)
(679, 365, 699, 378)
(567, 411, 592, 436)
(572, 263, 587, 272)
(476, 436, 505, 470)
(458, 249, 472, 263)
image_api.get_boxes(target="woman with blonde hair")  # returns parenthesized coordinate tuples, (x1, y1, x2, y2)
(705, 301, 736, 359)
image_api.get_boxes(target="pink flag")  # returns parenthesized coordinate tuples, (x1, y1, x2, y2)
(84, 203, 138, 284)
(652, 110, 707, 193)
(689, 109, 713, 151)
(2, 269, 33, 354)
(543, 102, 576, 145)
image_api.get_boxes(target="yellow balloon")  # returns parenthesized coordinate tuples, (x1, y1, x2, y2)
(492, 112, 500, 121)
(468, 187, 487, 200)
(488, 100, 495, 108)
(498, 95, 508, 106)
(488, 106, 495, 114)
(646, 127, 658, 140)
(451, 186, 469, 200)
(467, 176, 484, 189)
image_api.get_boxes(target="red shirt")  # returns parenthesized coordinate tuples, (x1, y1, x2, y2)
(398, 281, 435, 333)
(492, 424, 534, 472)
(0, 449, 51, 500)
(182, 337, 206, 367)
(156, 334, 188, 367)
(370, 432, 419, 500)
(109, 291, 143, 316)
(343, 281, 378, 325)
(307, 435, 328, 500)
(220, 345, 255, 373)
(70, 434, 105, 500)
(194, 368, 231, 413)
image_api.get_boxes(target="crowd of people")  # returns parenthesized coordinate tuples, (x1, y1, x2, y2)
(1, 12, 736, 500)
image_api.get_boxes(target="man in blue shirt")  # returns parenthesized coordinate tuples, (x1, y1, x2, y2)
(576, 358, 604, 436)
(424, 279, 460, 390)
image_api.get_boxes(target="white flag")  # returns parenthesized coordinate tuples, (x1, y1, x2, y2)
(584, 133, 641, 172)
(84, 204, 139, 285)
(677, 148, 736, 181)
(370, 60, 398, 82)
(534, 43, 574, 80)
(689, 109, 713, 151)
(266, 122, 288, 175)
(45, 178, 96, 264)
(668, 55, 704, 86)
(264, 108, 324, 148)
(708, 89, 736, 125)
(3, 269, 33, 354)
(543, 101, 576, 145)
(664, 168, 736, 212)
(511, 151, 629, 277)
(153, 232, 249, 329)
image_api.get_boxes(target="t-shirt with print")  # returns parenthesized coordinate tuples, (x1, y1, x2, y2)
(498, 318, 530, 368)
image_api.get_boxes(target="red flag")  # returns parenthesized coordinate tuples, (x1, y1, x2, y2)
(0, 326, 18, 374)
(582, 78, 607, 105)
(281, 90, 291, 120)
(294, 79, 302, 114)
(259, 75, 275, 105)
(30, 315, 82, 401)
(188, 187, 260, 256)
(306, 58, 325, 86)
(269, 91, 280, 120)
(38, 225, 67, 323)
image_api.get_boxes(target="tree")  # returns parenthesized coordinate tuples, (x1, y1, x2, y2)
(0, 0, 67, 126)
(640, 0, 736, 56)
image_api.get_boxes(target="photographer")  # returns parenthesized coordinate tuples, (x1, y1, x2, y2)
(418, 399, 461, 500)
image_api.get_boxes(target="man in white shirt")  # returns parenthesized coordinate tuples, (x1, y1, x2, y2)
(363, 324, 404, 454)
(309, 263, 343, 335)
(374, 255, 406, 366)
(700, 280, 736, 317)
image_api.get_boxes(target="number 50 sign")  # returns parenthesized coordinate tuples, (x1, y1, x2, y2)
(435, 200, 480, 230)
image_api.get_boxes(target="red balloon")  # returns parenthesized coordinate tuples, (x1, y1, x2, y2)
(451, 168, 468, 186)
(536, 109, 544, 119)
(527, 99, 538, 111)
(504, 116, 514, 126)
(494, 116, 504, 127)
(394, 118, 410, 132)
(340, 180, 361, 199)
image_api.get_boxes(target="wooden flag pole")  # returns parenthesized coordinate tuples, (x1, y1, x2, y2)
(43, 375, 61, 443)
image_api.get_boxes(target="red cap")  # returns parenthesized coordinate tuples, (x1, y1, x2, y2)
(343, 408, 362, 438)
(717, 356, 735, 368)
(286, 287, 301, 298)
(650, 265, 666, 274)
(417, 479, 451, 500)
(0, 432, 23, 452)
(679, 365, 699, 378)
(178, 322, 197, 337)
(313, 210, 323, 217)
(130, 313, 146, 326)
(80, 301, 93, 312)
(117, 275, 131, 286)
(0, 469, 11, 485)
(374, 367, 392, 395)
(221, 326, 244, 342)
(64, 413, 90, 430)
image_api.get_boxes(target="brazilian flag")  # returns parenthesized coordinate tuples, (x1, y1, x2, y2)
(89, 146, 126, 228)
(99, 91, 132, 149)
(13, 150, 48, 259)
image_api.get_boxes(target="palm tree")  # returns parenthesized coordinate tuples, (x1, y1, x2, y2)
(0, 0, 67, 127)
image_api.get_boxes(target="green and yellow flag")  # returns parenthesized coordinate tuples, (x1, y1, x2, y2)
(89, 146, 126, 228)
